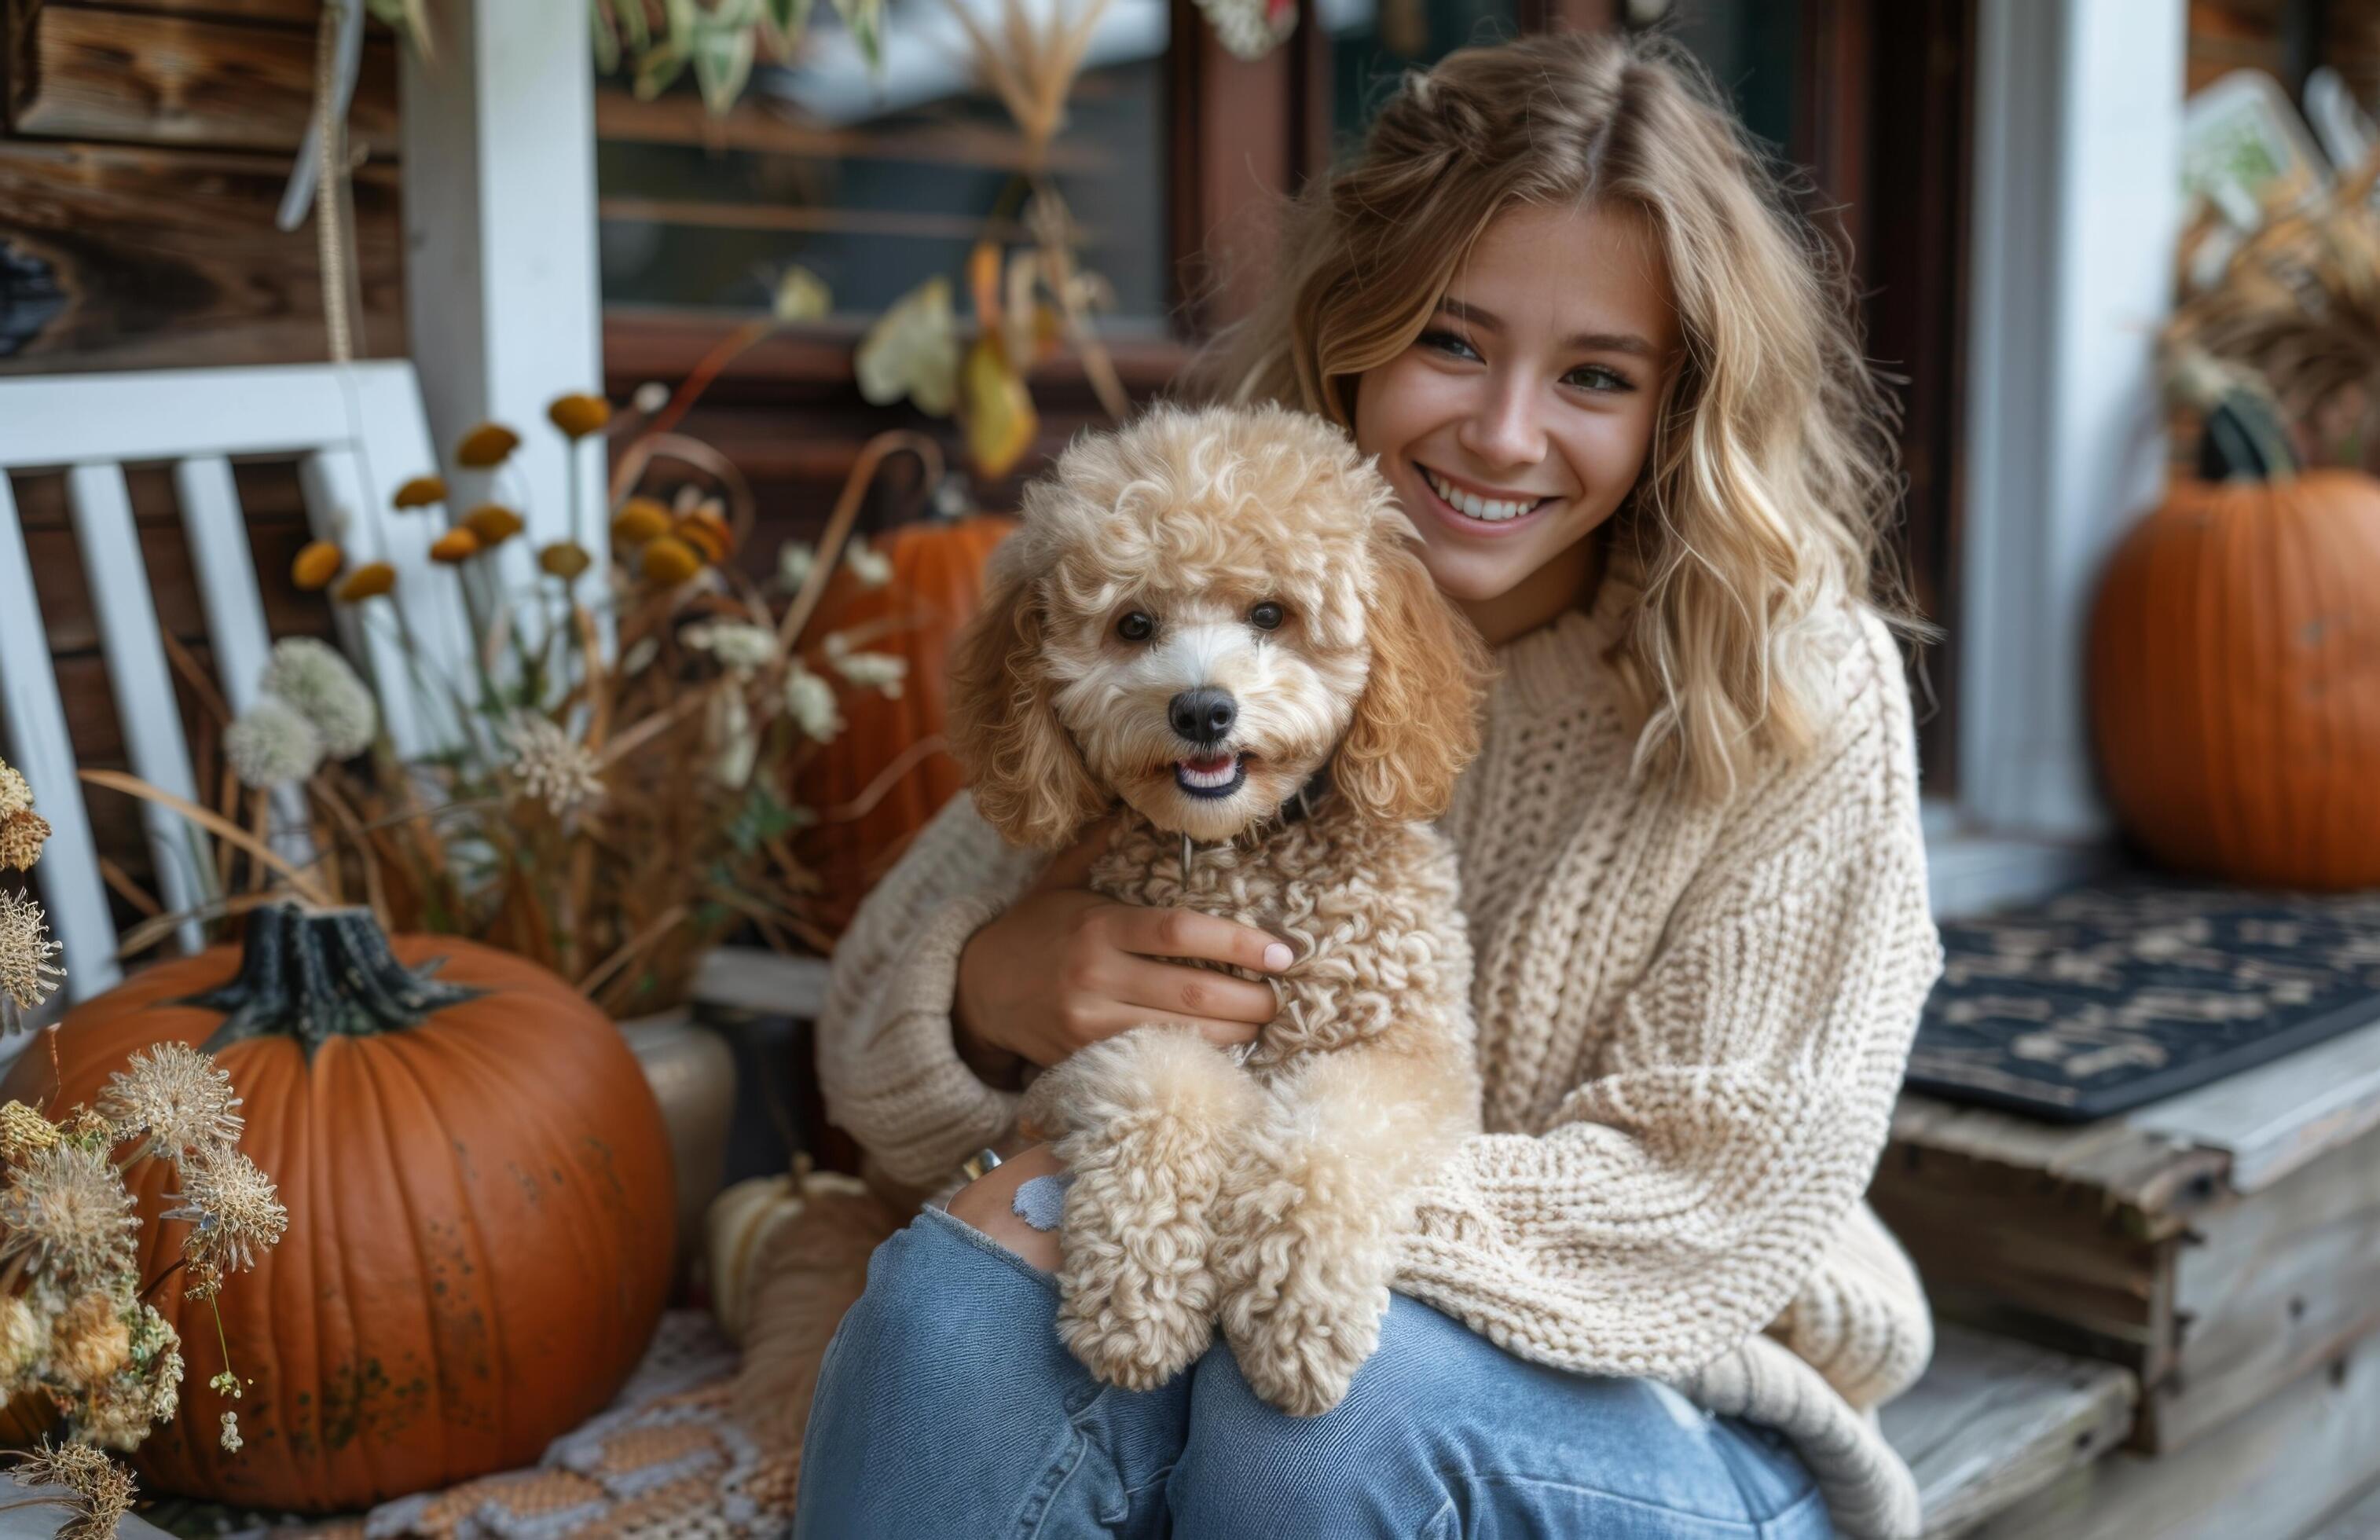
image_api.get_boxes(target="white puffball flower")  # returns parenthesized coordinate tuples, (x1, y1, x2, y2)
(784, 665, 842, 743)
(225, 698, 326, 788)
(776, 541, 816, 594)
(681, 621, 777, 676)
(633, 380, 670, 415)
(259, 637, 376, 758)
(831, 650, 908, 699)
(842, 537, 892, 589)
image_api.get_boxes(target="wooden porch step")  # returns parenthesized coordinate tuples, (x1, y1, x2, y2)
(1873, 1014, 2380, 1458)
(1881, 1325, 2136, 1539)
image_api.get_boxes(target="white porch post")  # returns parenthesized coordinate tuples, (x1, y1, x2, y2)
(399, 0, 607, 597)
(1953, 0, 2184, 845)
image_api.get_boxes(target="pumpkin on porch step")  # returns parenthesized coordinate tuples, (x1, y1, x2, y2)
(797, 514, 1014, 933)
(2089, 446, 2380, 889)
(0, 904, 677, 1510)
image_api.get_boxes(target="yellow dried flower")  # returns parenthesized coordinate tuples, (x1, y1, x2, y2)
(462, 504, 526, 548)
(10, 1436, 134, 1536)
(672, 507, 732, 564)
(0, 1295, 43, 1381)
(640, 535, 702, 587)
(51, 1292, 130, 1384)
(0, 810, 48, 871)
(334, 563, 397, 603)
(0, 759, 28, 820)
(548, 393, 611, 439)
(429, 528, 481, 564)
(455, 423, 521, 469)
(611, 499, 670, 546)
(97, 1043, 242, 1162)
(538, 541, 592, 581)
(391, 475, 448, 510)
(291, 541, 344, 592)
(0, 1101, 60, 1162)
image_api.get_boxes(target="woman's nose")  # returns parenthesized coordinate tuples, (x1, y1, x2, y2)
(1454, 376, 1547, 471)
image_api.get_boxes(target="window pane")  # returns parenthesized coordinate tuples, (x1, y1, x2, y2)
(1325, 0, 1522, 145)
(596, 1, 1173, 328)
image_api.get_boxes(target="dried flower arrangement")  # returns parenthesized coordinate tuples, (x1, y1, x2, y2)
(0, 757, 287, 1538)
(2167, 148, 2380, 470)
(116, 403, 944, 1021)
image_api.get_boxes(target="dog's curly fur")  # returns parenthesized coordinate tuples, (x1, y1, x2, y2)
(947, 402, 1491, 1415)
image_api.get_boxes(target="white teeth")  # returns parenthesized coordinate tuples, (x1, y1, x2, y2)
(1177, 757, 1240, 788)
(1426, 468, 1538, 522)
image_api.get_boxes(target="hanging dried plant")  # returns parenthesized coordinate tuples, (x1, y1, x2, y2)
(2167, 148, 2380, 469)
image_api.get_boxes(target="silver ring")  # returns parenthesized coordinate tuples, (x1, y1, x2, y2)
(959, 1146, 1005, 1183)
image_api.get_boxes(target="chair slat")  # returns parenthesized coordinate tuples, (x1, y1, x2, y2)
(0, 474, 123, 1005)
(175, 456, 317, 870)
(68, 464, 207, 956)
(299, 449, 428, 757)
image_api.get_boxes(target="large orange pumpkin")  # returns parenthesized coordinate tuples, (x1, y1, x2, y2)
(2088, 468, 2380, 888)
(0, 904, 676, 1509)
(798, 514, 1014, 932)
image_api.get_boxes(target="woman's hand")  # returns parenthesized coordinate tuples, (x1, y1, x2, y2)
(945, 1142, 1069, 1272)
(954, 816, 1293, 1079)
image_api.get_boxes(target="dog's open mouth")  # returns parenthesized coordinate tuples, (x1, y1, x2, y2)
(1173, 752, 1248, 799)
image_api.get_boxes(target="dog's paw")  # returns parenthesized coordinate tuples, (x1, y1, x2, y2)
(1051, 1152, 1220, 1392)
(1219, 1245, 1386, 1417)
(1055, 1235, 1219, 1391)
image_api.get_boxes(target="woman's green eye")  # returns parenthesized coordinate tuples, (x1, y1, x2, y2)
(1249, 602, 1285, 631)
(1117, 611, 1155, 642)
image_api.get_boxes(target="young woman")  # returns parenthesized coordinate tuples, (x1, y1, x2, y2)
(792, 29, 1942, 1540)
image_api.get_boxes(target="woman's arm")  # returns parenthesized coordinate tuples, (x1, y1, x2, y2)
(814, 791, 1043, 1191)
(1395, 676, 1943, 1395)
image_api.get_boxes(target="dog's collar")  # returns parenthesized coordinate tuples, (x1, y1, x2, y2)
(1175, 762, 1333, 884)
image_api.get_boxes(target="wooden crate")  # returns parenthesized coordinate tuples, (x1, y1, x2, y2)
(1874, 1018, 2380, 1457)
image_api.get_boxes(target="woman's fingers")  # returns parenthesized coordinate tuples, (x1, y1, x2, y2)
(1101, 903, 1295, 977)
(1105, 954, 1280, 1026)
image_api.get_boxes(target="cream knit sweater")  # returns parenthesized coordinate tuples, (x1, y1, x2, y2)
(816, 578, 1945, 1540)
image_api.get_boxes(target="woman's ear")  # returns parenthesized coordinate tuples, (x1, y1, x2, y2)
(945, 547, 1108, 849)
(1334, 537, 1492, 824)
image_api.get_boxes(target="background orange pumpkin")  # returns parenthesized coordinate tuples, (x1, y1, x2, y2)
(2088, 468, 2380, 888)
(0, 904, 677, 1509)
(797, 513, 1014, 933)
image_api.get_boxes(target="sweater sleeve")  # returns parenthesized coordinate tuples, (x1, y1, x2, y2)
(813, 790, 1046, 1190)
(1394, 680, 1943, 1385)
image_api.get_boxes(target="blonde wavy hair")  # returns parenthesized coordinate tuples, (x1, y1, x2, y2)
(1194, 29, 1918, 801)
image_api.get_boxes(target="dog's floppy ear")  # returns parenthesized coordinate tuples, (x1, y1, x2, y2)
(945, 542, 1108, 849)
(1334, 536, 1491, 824)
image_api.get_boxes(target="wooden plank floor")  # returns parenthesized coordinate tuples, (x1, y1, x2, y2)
(1881, 1326, 2136, 1540)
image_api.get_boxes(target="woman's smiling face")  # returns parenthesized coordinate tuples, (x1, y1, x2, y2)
(1352, 199, 1679, 644)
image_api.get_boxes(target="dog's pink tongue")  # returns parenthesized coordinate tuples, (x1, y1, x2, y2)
(1182, 753, 1234, 773)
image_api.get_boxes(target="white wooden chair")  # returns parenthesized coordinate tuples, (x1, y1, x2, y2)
(0, 361, 464, 1016)
(0, 359, 831, 1044)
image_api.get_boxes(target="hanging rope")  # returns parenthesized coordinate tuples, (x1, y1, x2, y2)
(311, 2, 355, 363)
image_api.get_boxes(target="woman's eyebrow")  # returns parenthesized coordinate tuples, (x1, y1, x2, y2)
(1434, 298, 1655, 358)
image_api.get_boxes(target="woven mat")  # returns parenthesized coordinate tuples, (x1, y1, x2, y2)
(1906, 874, 2380, 1122)
(211, 1312, 791, 1540)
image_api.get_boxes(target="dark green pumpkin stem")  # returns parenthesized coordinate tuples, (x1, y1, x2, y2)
(184, 905, 482, 1055)
(2198, 385, 2299, 482)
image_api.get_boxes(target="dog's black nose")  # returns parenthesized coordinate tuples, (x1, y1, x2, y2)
(1169, 688, 1237, 744)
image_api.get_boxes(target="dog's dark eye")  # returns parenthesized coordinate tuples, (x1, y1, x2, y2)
(1117, 611, 1155, 643)
(1249, 601, 1285, 631)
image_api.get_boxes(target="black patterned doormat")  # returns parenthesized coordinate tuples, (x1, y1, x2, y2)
(1905, 876, 2380, 1122)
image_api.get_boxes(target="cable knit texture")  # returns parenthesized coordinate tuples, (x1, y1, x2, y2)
(815, 576, 1943, 1540)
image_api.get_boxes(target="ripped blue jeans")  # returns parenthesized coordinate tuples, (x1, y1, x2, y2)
(792, 1203, 1834, 1538)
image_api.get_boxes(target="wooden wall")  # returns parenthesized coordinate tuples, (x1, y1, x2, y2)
(0, 0, 385, 919)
